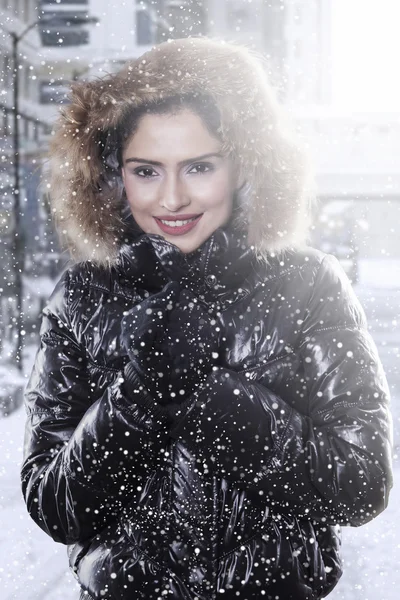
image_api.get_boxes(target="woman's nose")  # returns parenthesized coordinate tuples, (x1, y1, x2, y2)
(159, 175, 189, 211)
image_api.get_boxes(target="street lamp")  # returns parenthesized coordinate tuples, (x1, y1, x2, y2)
(7, 13, 98, 372)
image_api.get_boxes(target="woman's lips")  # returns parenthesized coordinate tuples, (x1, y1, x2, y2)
(154, 214, 203, 236)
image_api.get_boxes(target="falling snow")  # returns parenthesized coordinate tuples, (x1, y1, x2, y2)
(1, 1, 400, 599)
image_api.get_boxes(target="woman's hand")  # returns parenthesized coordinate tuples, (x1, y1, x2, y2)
(165, 288, 221, 400)
(120, 281, 180, 400)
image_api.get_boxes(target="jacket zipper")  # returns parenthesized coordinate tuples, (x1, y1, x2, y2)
(211, 475, 218, 599)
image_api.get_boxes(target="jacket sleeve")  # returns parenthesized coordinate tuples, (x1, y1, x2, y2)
(169, 255, 393, 526)
(21, 269, 173, 546)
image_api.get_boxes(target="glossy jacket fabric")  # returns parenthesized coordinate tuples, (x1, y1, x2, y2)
(21, 217, 393, 600)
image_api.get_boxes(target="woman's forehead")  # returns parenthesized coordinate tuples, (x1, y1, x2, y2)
(122, 111, 223, 155)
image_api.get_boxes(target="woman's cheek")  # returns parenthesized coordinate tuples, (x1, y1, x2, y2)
(191, 175, 225, 196)
(127, 182, 156, 204)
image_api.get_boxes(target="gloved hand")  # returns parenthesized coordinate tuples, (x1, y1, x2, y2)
(165, 288, 221, 402)
(120, 281, 180, 401)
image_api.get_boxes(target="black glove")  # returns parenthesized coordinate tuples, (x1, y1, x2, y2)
(120, 281, 180, 401)
(165, 288, 221, 402)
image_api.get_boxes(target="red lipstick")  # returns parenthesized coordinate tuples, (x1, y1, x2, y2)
(154, 214, 203, 236)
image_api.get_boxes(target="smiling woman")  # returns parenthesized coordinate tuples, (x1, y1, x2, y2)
(120, 107, 242, 254)
(21, 36, 393, 600)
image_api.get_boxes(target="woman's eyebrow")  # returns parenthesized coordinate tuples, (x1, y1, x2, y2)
(124, 152, 223, 166)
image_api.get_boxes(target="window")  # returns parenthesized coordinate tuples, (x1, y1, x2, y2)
(39, 0, 88, 4)
(39, 79, 70, 104)
(39, 9, 91, 47)
(136, 7, 153, 45)
(41, 28, 89, 46)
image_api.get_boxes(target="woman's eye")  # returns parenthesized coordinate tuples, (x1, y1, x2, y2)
(133, 163, 213, 179)
(134, 167, 157, 179)
(189, 163, 213, 174)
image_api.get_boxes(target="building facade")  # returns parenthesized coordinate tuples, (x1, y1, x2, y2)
(0, 0, 49, 254)
(2, 0, 398, 274)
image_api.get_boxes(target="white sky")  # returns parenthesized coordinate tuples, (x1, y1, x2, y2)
(332, 0, 400, 111)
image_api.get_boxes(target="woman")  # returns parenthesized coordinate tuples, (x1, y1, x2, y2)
(21, 36, 393, 600)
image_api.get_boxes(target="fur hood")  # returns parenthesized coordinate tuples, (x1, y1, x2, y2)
(48, 36, 315, 268)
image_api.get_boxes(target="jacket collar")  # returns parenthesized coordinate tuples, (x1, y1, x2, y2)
(116, 209, 258, 304)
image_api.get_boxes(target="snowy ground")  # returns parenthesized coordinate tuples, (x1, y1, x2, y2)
(328, 461, 400, 600)
(0, 345, 82, 600)
(0, 258, 399, 599)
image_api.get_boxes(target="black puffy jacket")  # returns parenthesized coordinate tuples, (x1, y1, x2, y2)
(21, 221, 393, 600)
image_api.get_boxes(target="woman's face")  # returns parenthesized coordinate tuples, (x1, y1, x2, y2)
(121, 108, 240, 254)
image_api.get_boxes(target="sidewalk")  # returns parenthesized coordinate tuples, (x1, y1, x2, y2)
(0, 342, 80, 599)
(329, 459, 400, 600)
(0, 393, 80, 600)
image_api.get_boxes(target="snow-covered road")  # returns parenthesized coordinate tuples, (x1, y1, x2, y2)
(329, 461, 400, 600)
(0, 402, 81, 600)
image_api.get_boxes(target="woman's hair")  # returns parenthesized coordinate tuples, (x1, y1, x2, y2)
(102, 92, 223, 173)
(48, 36, 316, 267)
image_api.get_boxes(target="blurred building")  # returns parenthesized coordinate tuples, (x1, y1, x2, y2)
(37, 0, 211, 115)
(207, 0, 332, 105)
(4, 0, 370, 275)
(36, 0, 333, 120)
(0, 0, 100, 341)
(2, 0, 333, 274)
(297, 108, 400, 259)
(0, 0, 52, 340)
(0, 0, 100, 268)
(282, 0, 333, 106)
(3, 0, 398, 276)
(0, 1, 48, 250)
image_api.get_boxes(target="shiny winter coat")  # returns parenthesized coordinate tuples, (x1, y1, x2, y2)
(21, 217, 393, 600)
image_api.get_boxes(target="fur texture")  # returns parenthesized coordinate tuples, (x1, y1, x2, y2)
(48, 36, 316, 268)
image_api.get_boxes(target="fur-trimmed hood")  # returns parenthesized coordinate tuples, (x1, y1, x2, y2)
(48, 36, 315, 268)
